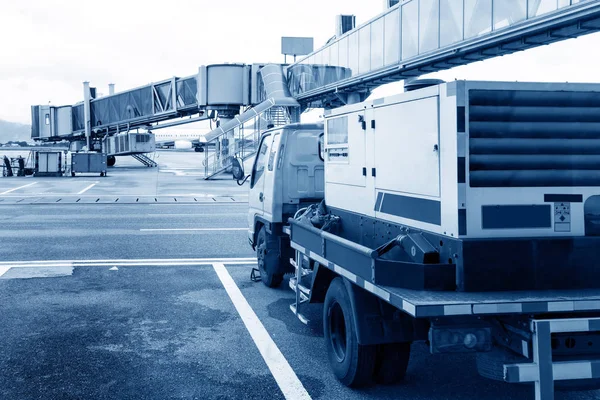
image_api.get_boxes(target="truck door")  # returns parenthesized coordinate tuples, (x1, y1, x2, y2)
(262, 131, 282, 223)
(248, 133, 272, 228)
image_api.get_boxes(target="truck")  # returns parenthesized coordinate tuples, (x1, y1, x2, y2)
(233, 79, 600, 400)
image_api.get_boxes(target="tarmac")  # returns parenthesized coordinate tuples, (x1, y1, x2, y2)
(0, 150, 598, 400)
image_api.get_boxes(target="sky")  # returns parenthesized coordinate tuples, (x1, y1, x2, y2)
(1, 0, 600, 126)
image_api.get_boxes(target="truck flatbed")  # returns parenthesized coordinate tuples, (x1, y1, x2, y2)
(289, 228, 600, 319)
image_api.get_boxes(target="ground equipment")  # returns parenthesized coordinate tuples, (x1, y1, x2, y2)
(240, 80, 600, 400)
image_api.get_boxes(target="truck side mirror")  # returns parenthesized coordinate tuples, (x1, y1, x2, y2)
(232, 156, 250, 185)
(232, 156, 245, 180)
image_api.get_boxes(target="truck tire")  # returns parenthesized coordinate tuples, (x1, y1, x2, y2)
(476, 346, 525, 382)
(107, 156, 116, 167)
(256, 227, 283, 288)
(374, 342, 411, 384)
(324, 277, 376, 387)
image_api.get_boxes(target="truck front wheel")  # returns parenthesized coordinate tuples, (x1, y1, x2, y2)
(324, 277, 376, 387)
(256, 227, 284, 288)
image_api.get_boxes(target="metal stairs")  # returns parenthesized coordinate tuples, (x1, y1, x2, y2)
(289, 253, 313, 325)
(131, 153, 157, 167)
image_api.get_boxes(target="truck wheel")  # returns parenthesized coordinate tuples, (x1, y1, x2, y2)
(374, 342, 411, 384)
(256, 227, 283, 288)
(324, 277, 376, 387)
(107, 156, 116, 167)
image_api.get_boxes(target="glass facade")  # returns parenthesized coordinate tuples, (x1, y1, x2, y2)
(465, 0, 492, 39)
(359, 26, 371, 74)
(384, 9, 400, 66)
(402, 0, 419, 60)
(420, 0, 440, 53)
(286, 0, 591, 99)
(494, 0, 527, 30)
(530, 0, 559, 17)
(440, 0, 464, 47)
(371, 18, 385, 71)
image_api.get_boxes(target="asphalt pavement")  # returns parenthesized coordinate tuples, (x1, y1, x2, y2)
(0, 150, 598, 400)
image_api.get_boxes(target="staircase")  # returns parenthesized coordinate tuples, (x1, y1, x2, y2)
(131, 153, 158, 167)
(203, 106, 291, 180)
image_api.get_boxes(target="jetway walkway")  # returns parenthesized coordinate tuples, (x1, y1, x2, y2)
(286, 0, 600, 108)
(30, 0, 600, 177)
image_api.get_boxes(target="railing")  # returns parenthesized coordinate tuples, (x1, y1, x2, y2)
(203, 106, 291, 179)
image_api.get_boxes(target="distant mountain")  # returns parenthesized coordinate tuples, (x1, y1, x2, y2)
(0, 120, 32, 144)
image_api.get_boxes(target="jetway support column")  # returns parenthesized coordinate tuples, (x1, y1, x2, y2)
(83, 81, 91, 151)
(216, 108, 239, 171)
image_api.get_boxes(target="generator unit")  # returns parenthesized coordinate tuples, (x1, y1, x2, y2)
(71, 152, 107, 177)
(323, 80, 600, 291)
(103, 132, 155, 156)
(33, 150, 64, 177)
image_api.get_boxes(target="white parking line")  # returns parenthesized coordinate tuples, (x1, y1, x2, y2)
(146, 213, 246, 217)
(0, 257, 256, 266)
(149, 203, 248, 206)
(0, 182, 37, 195)
(77, 183, 98, 194)
(0, 267, 11, 277)
(213, 263, 311, 400)
(140, 228, 247, 232)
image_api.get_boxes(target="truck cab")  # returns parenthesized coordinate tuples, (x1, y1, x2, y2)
(244, 123, 324, 286)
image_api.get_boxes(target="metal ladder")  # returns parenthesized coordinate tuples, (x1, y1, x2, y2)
(131, 153, 157, 167)
(289, 252, 312, 324)
(504, 316, 600, 400)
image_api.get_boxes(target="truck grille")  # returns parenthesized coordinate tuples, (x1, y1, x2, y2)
(468, 89, 600, 187)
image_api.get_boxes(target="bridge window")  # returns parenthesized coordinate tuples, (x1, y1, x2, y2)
(348, 32, 359, 77)
(440, 0, 464, 47)
(359, 26, 371, 74)
(494, 0, 526, 30)
(371, 18, 385, 70)
(529, 0, 558, 17)
(338, 37, 349, 73)
(465, 0, 492, 39)
(384, 8, 400, 65)
(402, 0, 419, 59)
(420, 0, 440, 53)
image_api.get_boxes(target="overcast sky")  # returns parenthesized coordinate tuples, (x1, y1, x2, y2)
(1, 0, 600, 125)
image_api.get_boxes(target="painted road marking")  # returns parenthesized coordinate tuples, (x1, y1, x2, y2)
(140, 228, 247, 232)
(0, 257, 256, 267)
(213, 263, 311, 400)
(146, 213, 247, 217)
(0, 267, 11, 277)
(0, 261, 257, 268)
(0, 182, 37, 195)
(149, 203, 248, 206)
(77, 183, 98, 194)
(0, 194, 248, 198)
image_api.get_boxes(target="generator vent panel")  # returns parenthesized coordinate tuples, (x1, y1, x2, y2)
(468, 89, 600, 187)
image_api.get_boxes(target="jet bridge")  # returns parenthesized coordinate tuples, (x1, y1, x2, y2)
(30, 0, 600, 175)
(286, 0, 600, 108)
